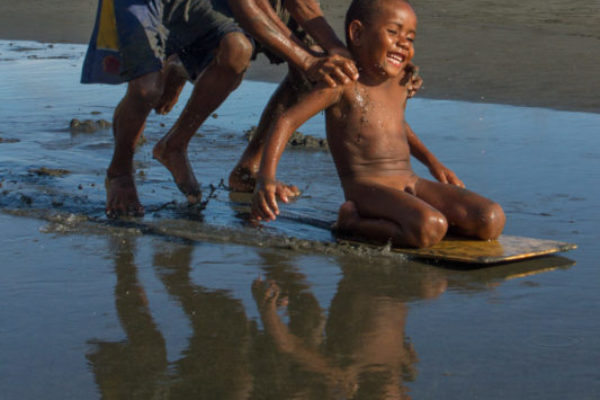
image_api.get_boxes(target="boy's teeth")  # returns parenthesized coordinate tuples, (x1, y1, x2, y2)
(388, 53, 404, 63)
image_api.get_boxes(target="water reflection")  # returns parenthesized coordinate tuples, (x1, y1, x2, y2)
(87, 238, 573, 399)
(86, 237, 168, 399)
(153, 244, 253, 399)
(252, 254, 447, 399)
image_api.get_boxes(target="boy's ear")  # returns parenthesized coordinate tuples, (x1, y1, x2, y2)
(348, 20, 364, 47)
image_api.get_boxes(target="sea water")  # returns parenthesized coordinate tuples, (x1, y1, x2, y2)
(0, 41, 599, 399)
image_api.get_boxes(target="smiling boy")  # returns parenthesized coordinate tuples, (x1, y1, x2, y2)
(251, 0, 505, 248)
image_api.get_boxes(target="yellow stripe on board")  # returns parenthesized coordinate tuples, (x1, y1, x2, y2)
(339, 235, 577, 264)
(96, 0, 119, 50)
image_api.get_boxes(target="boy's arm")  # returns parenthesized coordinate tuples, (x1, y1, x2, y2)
(404, 122, 465, 187)
(252, 85, 343, 221)
(228, 0, 357, 87)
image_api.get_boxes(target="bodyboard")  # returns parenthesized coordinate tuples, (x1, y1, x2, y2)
(339, 234, 577, 264)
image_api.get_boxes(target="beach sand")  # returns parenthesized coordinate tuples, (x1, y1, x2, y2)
(0, 0, 598, 113)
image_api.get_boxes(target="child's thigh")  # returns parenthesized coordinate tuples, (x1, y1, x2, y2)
(414, 178, 496, 225)
(347, 181, 443, 227)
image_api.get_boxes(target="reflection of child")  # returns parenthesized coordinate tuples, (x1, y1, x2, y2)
(251, 256, 448, 399)
(252, 0, 505, 248)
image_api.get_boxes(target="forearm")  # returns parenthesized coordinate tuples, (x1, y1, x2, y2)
(260, 86, 340, 181)
(260, 308, 333, 374)
(405, 122, 440, 167)
(254, 0, 302, 45)
(286, 0, 346, 52)
(258, 118, 297, 181)
(229, 0, 313, 71)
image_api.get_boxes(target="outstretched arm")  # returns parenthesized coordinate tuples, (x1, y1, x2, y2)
(252, 85, 343, 221)
(228, 0, 358, 86)
(405, 122, 465, 187)
(251, 278, 347, 386)
(229, 0, 308, 69)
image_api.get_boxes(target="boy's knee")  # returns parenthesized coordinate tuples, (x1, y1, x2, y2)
(476, 202, 506, 240)
(216, 32, 253, 75)
(127, 72, 164, 106)
(404, 211, 448, 248)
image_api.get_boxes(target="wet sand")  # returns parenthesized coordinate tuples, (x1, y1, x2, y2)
(0, 0, 599, 113)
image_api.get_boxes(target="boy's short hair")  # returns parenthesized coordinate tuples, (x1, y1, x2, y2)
(344, 0, 411, 43)
(345, 0, 379, 37)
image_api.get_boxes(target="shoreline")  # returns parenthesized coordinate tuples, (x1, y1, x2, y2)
(1, 0, 598, 113)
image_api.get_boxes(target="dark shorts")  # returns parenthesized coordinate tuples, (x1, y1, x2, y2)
(82, 0, 244, 84)
(116, 0, 243, 81)
(82, 0, 310, 84)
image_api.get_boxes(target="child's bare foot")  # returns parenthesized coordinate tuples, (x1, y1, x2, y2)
(155, 55, 188, 115)
(153, 140, 202, 203)
(105, 174, 145, 218)
(229, 164, 301, 198)
(228, 165, 256, 192)
(334, 201, 361, 232)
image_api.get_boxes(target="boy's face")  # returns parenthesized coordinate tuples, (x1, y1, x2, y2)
(352, 0, 417, 78)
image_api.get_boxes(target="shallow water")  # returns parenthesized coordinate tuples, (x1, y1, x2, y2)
(0, 41, 599, 399)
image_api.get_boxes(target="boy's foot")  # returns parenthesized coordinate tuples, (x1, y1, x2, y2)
(153, 140, 202, 203)
(334, 201, 361, 232)
(105, 174, 145, 218)
(155, 55, 188, 115)
(228, 165, 256, 192)
(229, 164, 301, 198)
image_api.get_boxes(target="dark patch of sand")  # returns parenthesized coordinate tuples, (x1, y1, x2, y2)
(69, 118, 111, 133)
(244, 126, 329, 151)
(28, 167, 70, 177)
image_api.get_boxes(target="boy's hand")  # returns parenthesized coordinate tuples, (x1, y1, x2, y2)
(429, 162, 465, 188)
(251, 178, 292, 221)
(405, 63, 423, 98)
(305, 53, 359, 87)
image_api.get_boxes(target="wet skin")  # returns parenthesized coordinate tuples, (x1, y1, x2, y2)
(252, 0, 505, 248)
(106, 32, 253, 217)
(105, 0, 424, 219)
(105, 0, 360, 218)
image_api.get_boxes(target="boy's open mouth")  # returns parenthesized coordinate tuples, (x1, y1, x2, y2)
(386, 52, 405, 66)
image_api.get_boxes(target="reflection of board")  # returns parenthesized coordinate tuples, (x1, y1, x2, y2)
(340, 235, 577, 264)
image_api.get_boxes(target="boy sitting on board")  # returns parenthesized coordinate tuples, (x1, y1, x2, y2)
(251, 0, 506, 248)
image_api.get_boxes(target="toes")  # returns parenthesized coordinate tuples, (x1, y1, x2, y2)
(127, 202, 145, 217)
(186, 193, 202, 204)
(176, 183, 202, 204)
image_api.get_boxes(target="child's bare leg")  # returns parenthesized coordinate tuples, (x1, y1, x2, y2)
(336, 201, 404, 244)
(338, 182, 448, 248)
(414, 179, 506, 240)
(153, 32, 252, 203)
(228, 68, 307, 197)
(106, 71, 164, 217)
(154, 54, 188, 115)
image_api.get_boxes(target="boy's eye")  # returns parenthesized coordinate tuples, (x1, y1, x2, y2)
(387, 29, 398, 35)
